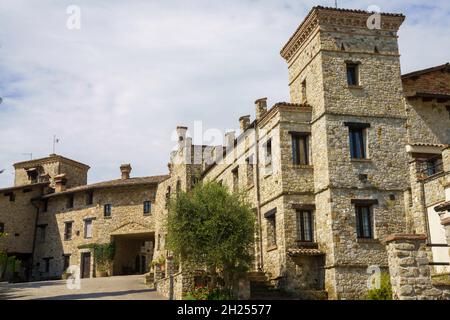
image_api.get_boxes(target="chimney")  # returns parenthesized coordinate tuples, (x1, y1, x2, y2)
(224, 131, 236, 149)
(255, 97, 268, 120)
(239, 115, 251, 132)
(54, 174, 67, 192)
(120, 164, 132, 180)
(176, 126, 188, 147)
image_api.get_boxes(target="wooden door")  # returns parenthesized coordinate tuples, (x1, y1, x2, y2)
(81, 252, 91, 278)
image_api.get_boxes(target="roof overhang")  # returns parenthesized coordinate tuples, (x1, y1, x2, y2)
(405, 92, 450, 103)
(406, 144, 447, 155)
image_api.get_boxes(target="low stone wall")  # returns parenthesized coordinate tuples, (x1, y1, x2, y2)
(385, 234, 448, 300)
(155, 271, 194, 300)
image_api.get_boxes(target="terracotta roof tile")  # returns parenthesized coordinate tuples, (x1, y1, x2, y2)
(287, 248, 325, 257)
(0, 182, 49, 194)
(41, 175, 169, 198)
(435, 201, 450, 212)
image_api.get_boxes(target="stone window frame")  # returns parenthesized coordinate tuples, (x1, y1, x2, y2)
(86, 191, 94, 206)
(263, 138, 273, 176)
(352, 199, 378, 240)
(83, 218, 94, 239)
(289, 131, 310, 166)
(264, 208, 277, 249)
(143, 200, 152, 215)
(345, 122, 370, 160)
(345, 60, 361, 87)
(296, 210, 314, 242)
(104, 204, 112, 217)
(37, 224, 47, 243)
(64, 221, 73, 241)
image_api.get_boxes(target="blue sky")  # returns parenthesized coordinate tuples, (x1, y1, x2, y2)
(0, 0, 449, 187)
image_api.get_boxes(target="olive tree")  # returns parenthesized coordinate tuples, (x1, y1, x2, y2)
(166, 181, 255, 290)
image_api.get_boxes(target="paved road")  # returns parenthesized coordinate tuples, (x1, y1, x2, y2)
(0, 275, 165, 300)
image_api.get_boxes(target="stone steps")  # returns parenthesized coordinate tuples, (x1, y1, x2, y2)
(248, 271, 328, 300)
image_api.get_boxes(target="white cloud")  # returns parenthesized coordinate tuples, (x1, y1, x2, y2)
(0, 0, 449, 187)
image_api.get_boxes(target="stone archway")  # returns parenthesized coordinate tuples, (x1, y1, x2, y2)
(110, 222, 154, 276)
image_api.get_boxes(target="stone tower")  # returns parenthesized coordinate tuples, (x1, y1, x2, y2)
(281, 7, 410, 298)
(13, 154, 90, 189)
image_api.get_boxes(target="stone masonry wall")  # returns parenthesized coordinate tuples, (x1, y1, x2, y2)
(33, 184, 157, 280)
(385, 234, 447, 300)
(0, 185, 45, 254)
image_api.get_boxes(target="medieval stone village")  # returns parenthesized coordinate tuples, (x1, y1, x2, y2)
(1, 6, 450, 300)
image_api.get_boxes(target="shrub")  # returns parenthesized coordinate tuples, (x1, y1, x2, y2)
(184, 287, 234, 300)
(366, 273, 392, 300)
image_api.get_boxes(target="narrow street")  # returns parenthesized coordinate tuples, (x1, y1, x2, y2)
(0, 275, 165, 300)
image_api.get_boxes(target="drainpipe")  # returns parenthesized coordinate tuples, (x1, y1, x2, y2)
(30, 192, 43, 281)
(254, 122, 264, 271)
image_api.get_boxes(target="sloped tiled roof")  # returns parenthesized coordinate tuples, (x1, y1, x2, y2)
(0, 182, 49, 194)
(402, 63, 450, 79)
(41, 175, 169, 198)
(287, 248, 325, 257)
(435, 201, 450, 212)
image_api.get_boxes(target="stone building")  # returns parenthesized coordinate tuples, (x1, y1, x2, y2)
(0, 154, 168, 281)
(150, 6, 450, 300)
(1, 5, 449, 300)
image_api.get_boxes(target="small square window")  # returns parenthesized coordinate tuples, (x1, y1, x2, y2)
(348, 126, 368, 159)
(346, 63, 359, 86)
(86, 191, 94, 205)
(355, 205, 373, 239)
(38, 225, 47, 243)
(104, 204, 112, 217)
(143, 201, 152, 215)
(291, 134, 309, 165)
(84, 220, 93, 239)
(0, 222, 4, 234)
(64, 222, 73, 241)
(297, 210, 314, 242)
(265, 209, 277, 247)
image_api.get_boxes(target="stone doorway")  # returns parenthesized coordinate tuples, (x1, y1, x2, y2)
(111, 232, 154, 276)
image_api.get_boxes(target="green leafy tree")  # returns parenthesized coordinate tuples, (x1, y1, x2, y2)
(166, 181, 255, 292)
(366, 273, 393, 300)
(78, 242, 115, 274)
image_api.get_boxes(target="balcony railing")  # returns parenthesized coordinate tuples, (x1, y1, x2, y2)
(417, 157, 444, 179)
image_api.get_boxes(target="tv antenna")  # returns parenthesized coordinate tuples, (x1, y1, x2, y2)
(52, 135, 60, 154)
